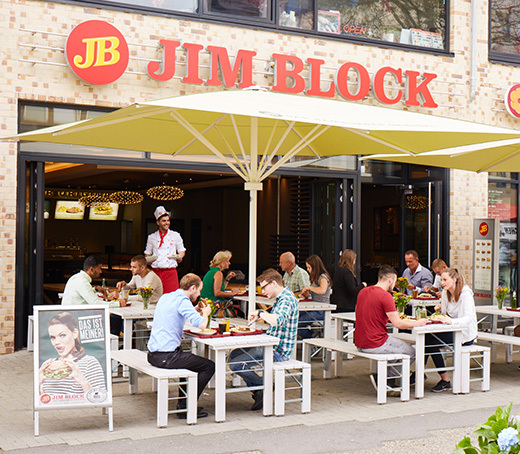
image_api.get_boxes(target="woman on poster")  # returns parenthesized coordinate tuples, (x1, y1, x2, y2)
(39, 312, 106, 395)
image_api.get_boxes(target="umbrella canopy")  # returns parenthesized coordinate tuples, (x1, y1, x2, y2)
(7, 90, 520, 313)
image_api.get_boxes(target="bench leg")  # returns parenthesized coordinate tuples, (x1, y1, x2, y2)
(129, 367, 138, 394)
(461, 351, 470, 394)
(107, 406, 114, 432)
(157, 378, 168, 428)
(482, 349, 490, 392)
(302, 365, 311, 413)
(274, 368, 285, 416)
(302, 342, 312, 364)
(401, 357, 410, 401)
(186, 375, 198, 425)
(376, 360, 387, 404)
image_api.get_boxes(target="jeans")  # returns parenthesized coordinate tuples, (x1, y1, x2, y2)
(298, 310, 324, 339)
(229, 347, 287, 388)
(148, 349, 215, 407)
(425, 332, 475, 375)
(358, 336, 416, 378)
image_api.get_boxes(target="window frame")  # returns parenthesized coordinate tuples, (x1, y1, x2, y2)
(488, 0, 520, 65)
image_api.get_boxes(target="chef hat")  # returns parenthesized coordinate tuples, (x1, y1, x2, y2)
(154, 206, 168, 220)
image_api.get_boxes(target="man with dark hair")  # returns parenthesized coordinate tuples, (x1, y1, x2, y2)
(62, 255, 106, 306)
(229, 268, 299, 411)
(355, 265, 427, 394)
(402, 249, 433, 295)
(148, 273, 214, 419)
(115, 255, 163, 307)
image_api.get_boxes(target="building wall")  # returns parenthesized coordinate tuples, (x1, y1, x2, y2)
(0, 0, 516, 352)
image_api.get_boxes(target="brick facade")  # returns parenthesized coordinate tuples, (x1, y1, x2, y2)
(0, 0, 517, 353)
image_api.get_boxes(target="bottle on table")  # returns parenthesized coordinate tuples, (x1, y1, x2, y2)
(101, 278, 108, 298)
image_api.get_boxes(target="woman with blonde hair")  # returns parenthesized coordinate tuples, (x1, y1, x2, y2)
(424, 268, 478, 392)
(200, 250, 239, 301)
(331, 249, 365, 313)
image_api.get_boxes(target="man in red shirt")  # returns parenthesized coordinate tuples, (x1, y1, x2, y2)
(355, 265, 427, 391)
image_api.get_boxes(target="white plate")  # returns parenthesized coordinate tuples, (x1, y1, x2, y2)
(146, 255, 158, 263)
(190, 327, 201, 333)
(168, 255, 182, 260)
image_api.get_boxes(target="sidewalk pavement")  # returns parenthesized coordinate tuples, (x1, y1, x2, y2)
(1, 347, 518, 453)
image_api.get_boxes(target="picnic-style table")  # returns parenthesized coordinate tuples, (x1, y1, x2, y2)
(183, 332, 280, 422)
(331, 312, 465, 398)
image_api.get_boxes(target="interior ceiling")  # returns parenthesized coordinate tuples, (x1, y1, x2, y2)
(44, 163, 244, 191)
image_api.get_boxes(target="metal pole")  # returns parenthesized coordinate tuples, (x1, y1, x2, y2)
(246, 181, 263, 318)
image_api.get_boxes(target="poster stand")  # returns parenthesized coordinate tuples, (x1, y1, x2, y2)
(33, 305, 113, 436)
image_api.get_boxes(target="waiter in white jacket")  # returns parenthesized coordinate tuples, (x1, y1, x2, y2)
(145, 206, 186, 293)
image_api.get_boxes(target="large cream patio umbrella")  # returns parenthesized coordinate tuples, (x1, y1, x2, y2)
(7, 89, 520, 314)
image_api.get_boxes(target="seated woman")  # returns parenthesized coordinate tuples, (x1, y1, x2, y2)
(200, 250, 239, 303)
(330, 249, 365, 313)
(424, 268, 478, 392)
(298, 255, 332, 339)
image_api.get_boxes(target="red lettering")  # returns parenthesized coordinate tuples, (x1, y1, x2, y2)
(206, 46, 256, 88)
(272, 53, 305, 94)
(404, 71, 438, 108)
(146, 39, 181, 82)
(335, 62, 370, 101)
(372, 67, 402, 105)
(182, 42, 204, 85)
(306, 58, 335, 98)
(360, 26, 367, 35)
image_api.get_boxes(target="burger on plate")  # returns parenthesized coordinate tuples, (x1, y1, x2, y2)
(43, 360, 73, 379)
(94, 204, 113, 216)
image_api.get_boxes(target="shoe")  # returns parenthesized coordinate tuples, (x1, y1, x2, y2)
(431, 379, 452, 393)
(176, 406, 209, 419)
(409, 372, 428, 386)
(251, 390, 263, 411)
(369, 374, 396, 391)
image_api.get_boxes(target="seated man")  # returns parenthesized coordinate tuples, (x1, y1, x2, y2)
(279, 251, 310, 295)
(147, 273, 214, 419)
(62, 255, 126, 336)
(115, 255, 163, 308)
(423, 258, 448, 297)
(229, 268, 299, 411)
(402, 250, 433, 296)
(355, 265, 427, 392)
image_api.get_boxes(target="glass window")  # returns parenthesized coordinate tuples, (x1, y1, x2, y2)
(488, 181, 518, 292)
(490, 0, 520, 57)
(279, 0, 314, 30)
(204, 0, 267, 17)
(105, 0, 198, 13)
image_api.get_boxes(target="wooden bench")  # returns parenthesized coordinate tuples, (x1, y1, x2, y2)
(111, 349, 198, 427)
(302, 338, 410, 404)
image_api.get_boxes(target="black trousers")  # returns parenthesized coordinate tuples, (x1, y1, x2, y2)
(425, 332, 474, 375)
(148, 349, 215, 407)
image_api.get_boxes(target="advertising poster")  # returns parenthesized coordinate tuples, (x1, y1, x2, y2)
(34, 305, 112, 411)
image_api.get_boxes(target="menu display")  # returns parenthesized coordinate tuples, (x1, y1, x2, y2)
(88, 203, 119, 221)
(474, 239, 493, 290)
(54, 201, 85, 220)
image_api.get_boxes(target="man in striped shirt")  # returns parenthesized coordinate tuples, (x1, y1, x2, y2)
(229, 269, 299, 411)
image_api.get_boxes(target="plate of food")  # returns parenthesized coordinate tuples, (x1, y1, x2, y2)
(428, 312, 450, 323)
(417, 293, 438, 299)
(190, 328, 217, 335)
(230, 326, 255, 333)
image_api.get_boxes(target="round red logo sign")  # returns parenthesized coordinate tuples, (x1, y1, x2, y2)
(40, 393, 51, 404)
(66, 20, 129, 85)
(505, 84, 520, 119)
(479, 222, 489, 236)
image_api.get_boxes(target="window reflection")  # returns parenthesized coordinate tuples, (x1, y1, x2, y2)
(107, 0, 198, 12)
(206, 0, 267, 17)
(279, 0, 314, 29)
(490, 0, 520, 55)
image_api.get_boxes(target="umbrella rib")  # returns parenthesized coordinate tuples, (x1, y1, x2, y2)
(51, 106, 173, 136)
(282, 120, 321, 158)
(258, 121, 296, 178)
(212, 124, 251, 178)
(257, 119, 279, 174)
(478, 147, 520, 173)
(341, 127, 417, 156)
(171, 113, 228, 157)
(168, 110, 248, 181)
(230, 114, 252, 177)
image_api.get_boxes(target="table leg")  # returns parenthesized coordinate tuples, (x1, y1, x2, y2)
(263, 345, 273, 417)
(214, 350, 227, 422)
(122, 318, 133, 378)
(415, 333, 425, 399)
(334, 319, 343, 376)
(452, 331, 462, 394)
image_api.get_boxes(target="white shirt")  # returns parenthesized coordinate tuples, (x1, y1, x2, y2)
(62, 270, 117, 307)
(440, 285, 478, 344)
(144, 229, 186, 269)
(432, 274, 441, 290)
(122, 270, 163, 308)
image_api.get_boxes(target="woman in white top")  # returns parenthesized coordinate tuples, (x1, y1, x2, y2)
(425, 268, 478, 392)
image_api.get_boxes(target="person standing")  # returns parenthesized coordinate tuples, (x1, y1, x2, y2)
(355, 265, 427, 391)
(229, 269, 299, 411)
(145, 206, 186, 293)
(330, 249, 366, 313)
(402, 250, 433, 295)
(115, 255, 163, 308)
(279, 251, 310, 294)
(147, 273, 214, 419)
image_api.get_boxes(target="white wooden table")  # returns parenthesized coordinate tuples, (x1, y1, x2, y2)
(184, 333, 280, 422)
(330, 312, 465, 398)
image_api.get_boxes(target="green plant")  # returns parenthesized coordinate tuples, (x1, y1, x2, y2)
(396, 276, 408, 293)
(393, 292, 411, 313)
(456, 403, 520, 453)
(495, 286, 509, 309)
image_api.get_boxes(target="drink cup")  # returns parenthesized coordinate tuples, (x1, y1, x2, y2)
(218, 322, 227, 334)
(412, 289, 419, 298)
(225, 319, 230, 331)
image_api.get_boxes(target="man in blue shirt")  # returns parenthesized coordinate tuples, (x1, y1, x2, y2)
(402, 250, 433, 295)
(148, 273, 214, 419)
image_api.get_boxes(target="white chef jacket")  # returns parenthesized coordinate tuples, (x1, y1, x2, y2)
(144, 229, 186, 269)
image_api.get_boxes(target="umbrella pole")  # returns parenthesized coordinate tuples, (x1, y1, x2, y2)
(245, 182, 262, 318)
